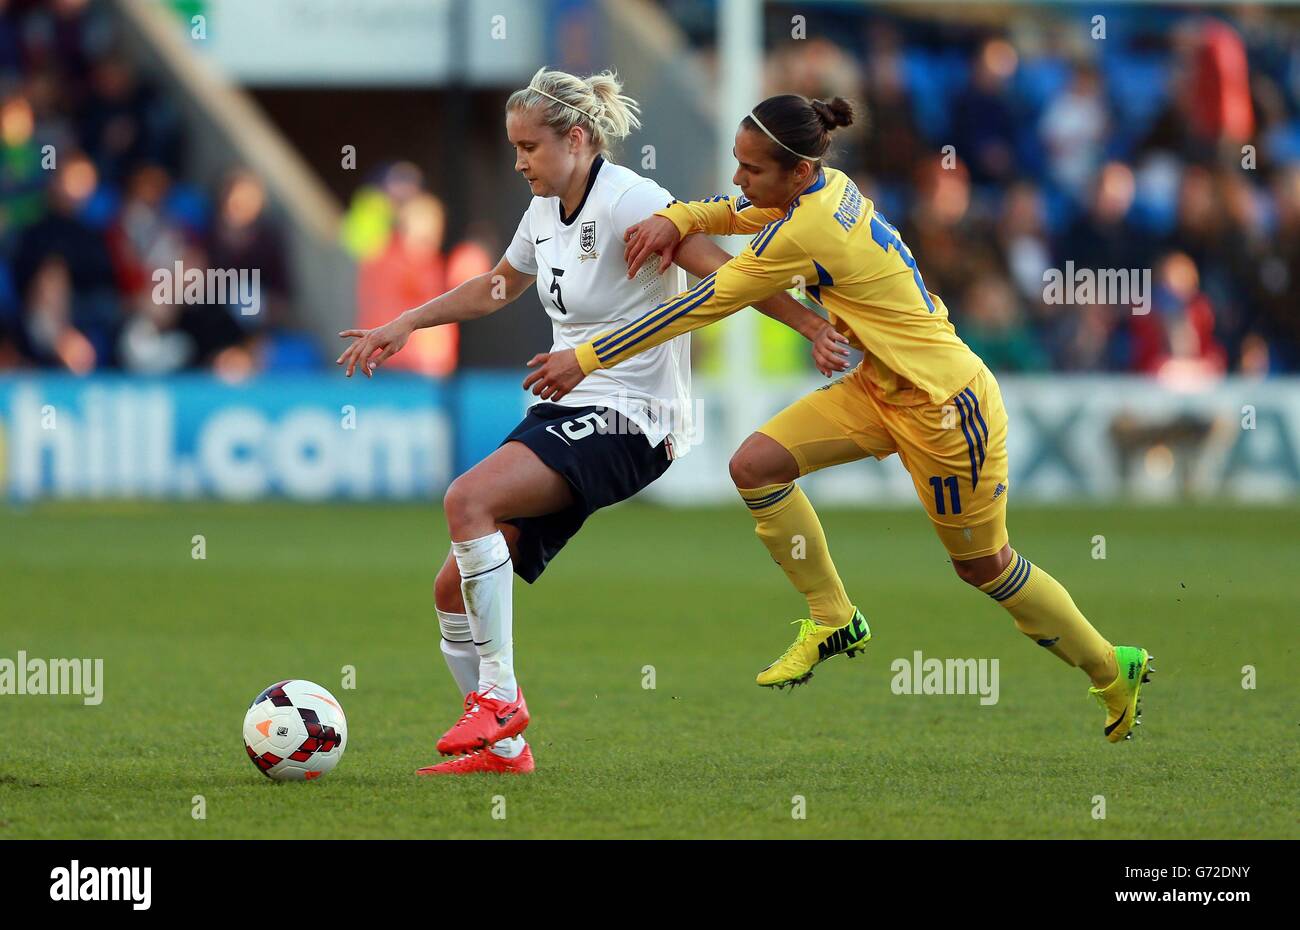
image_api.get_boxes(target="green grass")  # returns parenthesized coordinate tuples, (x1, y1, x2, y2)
(0, 500, 1296, 838)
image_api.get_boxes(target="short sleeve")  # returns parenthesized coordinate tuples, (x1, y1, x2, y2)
(503, 208, 537, 276)
(609, 179, 675, 239)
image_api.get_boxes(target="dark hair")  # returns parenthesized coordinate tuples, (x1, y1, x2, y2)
(742, 95, 856, 170)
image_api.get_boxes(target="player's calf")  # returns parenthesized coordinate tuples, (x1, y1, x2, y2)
(434, 551, 465, 615)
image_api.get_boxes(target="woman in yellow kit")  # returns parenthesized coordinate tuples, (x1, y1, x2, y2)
(524, 94, 1153, 743)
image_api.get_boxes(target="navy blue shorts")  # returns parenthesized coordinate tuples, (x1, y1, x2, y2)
(500, 403, 672, 583)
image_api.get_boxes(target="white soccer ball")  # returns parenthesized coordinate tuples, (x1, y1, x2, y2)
(243, 680, 348, 781)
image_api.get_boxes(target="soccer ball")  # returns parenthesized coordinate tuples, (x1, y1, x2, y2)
(243, 680, 348, 781)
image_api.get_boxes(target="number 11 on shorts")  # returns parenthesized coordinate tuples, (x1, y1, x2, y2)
(929, 475, 961, 515)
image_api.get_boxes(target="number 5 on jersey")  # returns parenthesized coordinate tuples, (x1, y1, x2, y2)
(549, 267, 567, 314)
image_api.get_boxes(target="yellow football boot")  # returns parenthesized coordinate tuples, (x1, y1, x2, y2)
(1089, 645, 1153, 742)
(756, 608, 871, 689)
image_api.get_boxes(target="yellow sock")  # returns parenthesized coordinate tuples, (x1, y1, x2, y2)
(738, 482, 854, 627)
(978, 550, 1116, 685)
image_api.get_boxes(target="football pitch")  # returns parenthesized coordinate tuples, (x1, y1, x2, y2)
(1, 500, 1295, 839)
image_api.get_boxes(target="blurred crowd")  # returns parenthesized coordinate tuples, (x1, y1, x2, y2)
(6, 0, 1299, 381)
(681, 3, 1300, 379)
(0, 0, 489, 378)
(0, 0, 310, 376)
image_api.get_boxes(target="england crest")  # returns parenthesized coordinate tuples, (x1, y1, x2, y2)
(580, 220, 598, 259)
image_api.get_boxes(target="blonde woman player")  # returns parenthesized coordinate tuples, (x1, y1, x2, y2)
(525, 93, 1153, 744)
(336, 71, 846, 774)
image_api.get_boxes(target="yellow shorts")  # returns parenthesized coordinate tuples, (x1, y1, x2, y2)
(756, 364, 1010, 559)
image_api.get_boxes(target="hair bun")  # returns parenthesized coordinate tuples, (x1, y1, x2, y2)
(811, 97, 854, 131)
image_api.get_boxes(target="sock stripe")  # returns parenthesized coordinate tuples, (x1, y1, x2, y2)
(743, 484, 795, 510)
(997, 560, 1032, 600)
(742, 483, 792, 504)
(985, 553, 1025, 600)
(436, 608, 472, 643)
(461, 556, 510, 580)
(989, 556, 1033, 602)
(991, 560, 1028, 602)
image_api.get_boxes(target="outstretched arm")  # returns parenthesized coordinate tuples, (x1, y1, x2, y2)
(579, 246, 797, 371)
(661, 194, 784, 240)
(523, 233, 827, 400)
(622, 194, 784, 278)
(673, 234, 849, 377)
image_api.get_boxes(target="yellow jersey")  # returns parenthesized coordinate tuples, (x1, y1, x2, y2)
(573, 167, 984, 407)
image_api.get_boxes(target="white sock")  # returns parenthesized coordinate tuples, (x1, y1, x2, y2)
(489, 735, 526, 758)
(452, 530, 518, 703)
(437, 606, 523, 758)
(436, 608, 479, 696)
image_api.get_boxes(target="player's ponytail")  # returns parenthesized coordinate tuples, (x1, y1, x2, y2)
(584, 71, 641, 146)
(507, 67, 641, 159)
(744, 94, 857, 170)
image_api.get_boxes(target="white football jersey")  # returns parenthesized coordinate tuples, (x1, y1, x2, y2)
(504, 156, 695, 457)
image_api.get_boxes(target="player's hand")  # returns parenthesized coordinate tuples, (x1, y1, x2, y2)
(522, 348, 585, 401)
(623, 215, 682, 278)
(336, 314, 414, 378)
(812, 323, 851, 378)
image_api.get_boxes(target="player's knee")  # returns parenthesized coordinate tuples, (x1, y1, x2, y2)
(442, 476, 489, 535)
(728, 450, 754, 488)
(729, 436, 796, 488)
(951, 545, 1011, 587)
(951, 559, 987, 587)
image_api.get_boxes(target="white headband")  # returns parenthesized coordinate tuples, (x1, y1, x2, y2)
(748, 110, 819, 162)
(529, 84, 597, 122)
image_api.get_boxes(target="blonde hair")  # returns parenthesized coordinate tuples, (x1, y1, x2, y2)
(507, 67, 641, 159)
